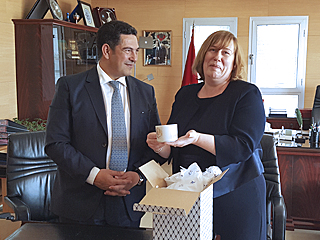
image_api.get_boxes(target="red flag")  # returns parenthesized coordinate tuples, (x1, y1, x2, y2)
(181, 26, 198, 86)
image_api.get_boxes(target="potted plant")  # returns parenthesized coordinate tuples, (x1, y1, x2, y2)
(13, 118, 47, 131)
(294, 109, 305, 143)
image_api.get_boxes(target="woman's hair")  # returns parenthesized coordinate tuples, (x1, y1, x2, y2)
(192, 30, 246, 81)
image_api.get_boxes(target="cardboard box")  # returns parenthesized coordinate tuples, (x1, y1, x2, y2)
(133, 160, 228, 240)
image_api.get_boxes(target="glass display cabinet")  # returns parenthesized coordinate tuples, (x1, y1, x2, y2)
(12, 19, 98, 120)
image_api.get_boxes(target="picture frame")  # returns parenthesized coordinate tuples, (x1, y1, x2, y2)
(143, 31, 171, 66)
(92, 7, 117, 28)
(77, 1, 95, 27)
(25, 0, 63, 20)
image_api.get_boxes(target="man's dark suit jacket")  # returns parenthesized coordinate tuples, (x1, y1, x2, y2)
(45, 66, 162, 222)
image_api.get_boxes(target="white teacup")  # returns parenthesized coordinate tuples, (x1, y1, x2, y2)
(156, 124, 178, 142)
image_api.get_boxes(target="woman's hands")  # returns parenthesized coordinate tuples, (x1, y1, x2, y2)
(166, 130, 200, 148)
(146, 130, 200, 158)
(147, 129, 216, 156)
(146, 132, 166, 153)
(146, 132, 171, 158)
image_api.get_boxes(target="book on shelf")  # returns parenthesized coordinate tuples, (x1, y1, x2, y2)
(0, 138, 8, 146)
(0, 119, 28, 130)
(269, 113, 288, 118)
(0, 132, 10, 138)
(0, 152, 6, 167)
(0, 152, 6, 160)
(0, 119, 29, 146)
(0, 125, 29, 133)
(268, 108, 287, 118)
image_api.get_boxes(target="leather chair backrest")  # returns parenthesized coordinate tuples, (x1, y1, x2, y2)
(260, 134, 287, 240)
(312, 85, 320, 125)
(6, 131, 58, 221)
(260, 134, 282, 200)
(0, 152, 6, 178)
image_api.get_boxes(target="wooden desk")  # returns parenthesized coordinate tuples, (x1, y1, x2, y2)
(277, 143, 320, 230)
(0, 145, 7, 152)
(6, 222, 153, 240)
(267, 117, 311, 130)
(267, 109, 312, 130)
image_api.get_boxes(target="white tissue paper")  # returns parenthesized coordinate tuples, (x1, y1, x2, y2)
(164, 162, 222, 192)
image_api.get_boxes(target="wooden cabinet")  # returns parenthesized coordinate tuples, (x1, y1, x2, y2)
(267, 118, 300, 130)
(267, 117, 312, 130)
(12, 19, 98, 120)
(277, 146, 320, 230)
(267, 110, 312, 130)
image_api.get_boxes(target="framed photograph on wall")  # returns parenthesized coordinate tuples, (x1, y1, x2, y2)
(92, 7, 117, 27)
(78, 1, 95, 27)
(143, 31, 171, 66)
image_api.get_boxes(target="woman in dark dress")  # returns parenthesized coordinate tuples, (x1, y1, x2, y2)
(147, 30, 266, 240)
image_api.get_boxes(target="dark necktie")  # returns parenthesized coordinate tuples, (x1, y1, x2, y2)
(108, 81, 128, 171)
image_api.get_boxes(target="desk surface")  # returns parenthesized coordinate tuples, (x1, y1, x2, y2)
(265, 129, 320, 151)
(0, 145, 7, 153)
(6, 222, 153, 240)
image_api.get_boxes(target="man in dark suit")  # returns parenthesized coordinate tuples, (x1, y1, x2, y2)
(45, 20, 163, 228)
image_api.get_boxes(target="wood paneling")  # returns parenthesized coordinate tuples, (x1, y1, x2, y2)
(94, 0, 320, 123)
(0, 0, 91, 120)
(1, 0, 320, 123)
(0, 21, 16, 119)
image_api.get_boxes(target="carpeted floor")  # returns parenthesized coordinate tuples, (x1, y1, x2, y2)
(286, 229, 320, 240)
(0, 218, 21, 240)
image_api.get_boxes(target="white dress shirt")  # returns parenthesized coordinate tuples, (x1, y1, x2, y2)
(86, 63, 131, 185)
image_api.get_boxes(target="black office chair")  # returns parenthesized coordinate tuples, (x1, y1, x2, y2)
(1, 131, 58, 222)
(0, 151, 6, 213)
(260, 134, 287, 240)
(0, 152, 6, 178)
(312, 85, 320, 125)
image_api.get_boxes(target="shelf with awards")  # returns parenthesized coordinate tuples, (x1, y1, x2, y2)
(12, 19, 99, 120)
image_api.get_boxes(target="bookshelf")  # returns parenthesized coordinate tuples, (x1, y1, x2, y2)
(12, 19, 98, 120)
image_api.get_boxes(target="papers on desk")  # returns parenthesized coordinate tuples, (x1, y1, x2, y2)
(265, 128, 310, 143)
(279, 135, 293, 141)
(264, 128, 293, 141)
(264, 129, 280, 136)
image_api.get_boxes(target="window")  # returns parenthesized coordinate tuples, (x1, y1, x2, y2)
(248, 16, 309, 117)
(182, 18, 238, 75)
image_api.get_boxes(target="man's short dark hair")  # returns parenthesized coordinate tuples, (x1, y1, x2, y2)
(97, 20, 137, 58)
